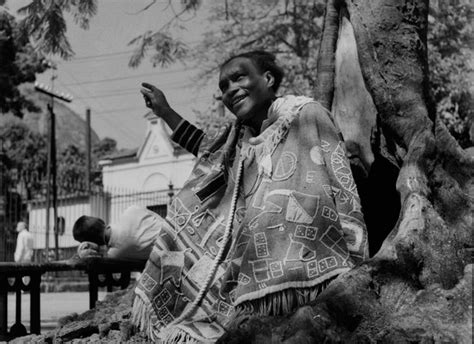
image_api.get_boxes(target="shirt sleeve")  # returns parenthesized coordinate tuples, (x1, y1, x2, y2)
(25, 233, 34, 262)
(170, 119, 205, 157)
(14, 232, 24, 263)
(107, 205, 163, 261)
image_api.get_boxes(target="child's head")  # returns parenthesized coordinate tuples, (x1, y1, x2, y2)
(72, 216, 107, 245)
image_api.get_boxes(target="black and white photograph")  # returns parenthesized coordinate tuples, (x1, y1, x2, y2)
(0, 0, 472, 343)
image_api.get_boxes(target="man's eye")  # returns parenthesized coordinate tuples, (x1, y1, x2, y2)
(236, 75, 245, 81)
(219, 82, 228, 93)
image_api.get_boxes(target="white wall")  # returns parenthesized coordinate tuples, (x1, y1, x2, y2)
(99, 116, 197, 222)
(101, 156, 195, 192)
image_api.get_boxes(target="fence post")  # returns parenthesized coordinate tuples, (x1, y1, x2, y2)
(86, 108, 91, 194)
(0, 274, 7, 338)
(0, 141, 6, 262)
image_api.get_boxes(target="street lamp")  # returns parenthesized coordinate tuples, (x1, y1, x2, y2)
(168, 182, 174, 205)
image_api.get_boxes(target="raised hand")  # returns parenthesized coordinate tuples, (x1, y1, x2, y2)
(140, 82, 172, 117)
(140, 82, 183, 131)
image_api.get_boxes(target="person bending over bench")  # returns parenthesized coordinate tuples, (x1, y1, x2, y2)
(73, 205, 162, 262)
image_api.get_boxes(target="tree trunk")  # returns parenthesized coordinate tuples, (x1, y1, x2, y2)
(14, 1, 472, 343)
(217, 0, 473, 342)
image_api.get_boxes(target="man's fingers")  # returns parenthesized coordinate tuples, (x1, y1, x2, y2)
(78, 249, 101, 259)
(78, 241, 99, 251)
(144, 98, 152, 108)
(77, 241, 102, 259)
(141, 82, 154, 90)
(140, 89, 153, 107)
(140, 88, 152, 96)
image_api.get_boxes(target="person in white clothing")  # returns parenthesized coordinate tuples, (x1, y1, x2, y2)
(73, 205, 163, 261)
(14, 221, 34, 263)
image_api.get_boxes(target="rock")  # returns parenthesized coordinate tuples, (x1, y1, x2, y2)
(54, 320, 98, 342)
(8, 334, 48, 344)
(9, 284, 153, 343)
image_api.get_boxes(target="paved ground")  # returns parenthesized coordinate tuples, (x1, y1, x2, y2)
(7, 291, 107, 332)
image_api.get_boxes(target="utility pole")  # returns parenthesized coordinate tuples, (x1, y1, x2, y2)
(34, 78, 72, 261)
(0, 139, 6, 261)
(85, 108, 91, 194)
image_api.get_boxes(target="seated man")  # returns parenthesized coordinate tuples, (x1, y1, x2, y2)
(129, 50, 369, 343)
(73, 205, 162, 261)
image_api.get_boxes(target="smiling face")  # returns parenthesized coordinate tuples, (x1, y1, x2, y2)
(219, 57, 276, 131)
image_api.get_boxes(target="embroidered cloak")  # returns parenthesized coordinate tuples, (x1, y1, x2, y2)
(132, 96, 368, 343)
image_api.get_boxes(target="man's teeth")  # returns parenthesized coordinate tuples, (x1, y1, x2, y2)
(234, 96, 245, 105)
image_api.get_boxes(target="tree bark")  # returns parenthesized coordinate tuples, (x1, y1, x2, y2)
(314, 0, 340, 111)
(218, 0, 473, 342)
(14, 1, 472, 343)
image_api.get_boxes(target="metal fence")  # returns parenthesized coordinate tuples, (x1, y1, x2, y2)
(0, 187, 172, 262)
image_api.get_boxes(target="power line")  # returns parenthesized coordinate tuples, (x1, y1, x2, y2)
(58, 71, 140, 145)
(62, 68, 192, 86)
(70, 50, 134, 61)
(94, 106, 146, 115)
(55, 80, 94, 113)
(89, 81, 193, 93)
(65, 54, 134, 65)
(77, 91, 144, 100)
(93, 95, 212, 115)
(76, 90, 149, 100)
(74, 82, 194, 100)
(67, 39, 202, 62)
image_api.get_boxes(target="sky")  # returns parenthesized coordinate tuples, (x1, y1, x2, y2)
(7, 0, 216, 149)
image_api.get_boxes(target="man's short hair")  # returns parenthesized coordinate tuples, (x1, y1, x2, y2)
(72, 216, 106, 245)
(221, 50, 285, 92)
(17, 221, 27, 231)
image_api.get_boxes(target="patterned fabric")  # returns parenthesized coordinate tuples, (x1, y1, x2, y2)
(132, 95, 368, 343)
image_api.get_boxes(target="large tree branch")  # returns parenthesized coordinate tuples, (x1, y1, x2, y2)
(345, 0, 437, 203)
(314, 0, 340, 110)
(346, 0, 434, 140)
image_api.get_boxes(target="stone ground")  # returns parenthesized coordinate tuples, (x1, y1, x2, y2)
(9, 285, 152, 343)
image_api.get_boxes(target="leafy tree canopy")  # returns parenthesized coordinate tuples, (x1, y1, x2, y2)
(428, 0, 473, 147)
(191, 0, 325, 97)
(51, 137, 118, 193)
(0, 112, 118, 196)
(11, 0, 473, 147)
(126, 0, 474, 146)
(92, 137, 117, 160)
(91, 137, 119, 188)
(57, 143, 86, 192)
(0, 11, 48, 117)
(0, 114, 47, 196)
(15, 0, 97, 59)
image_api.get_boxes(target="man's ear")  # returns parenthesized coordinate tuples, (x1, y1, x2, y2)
(264, 71, 275, 89)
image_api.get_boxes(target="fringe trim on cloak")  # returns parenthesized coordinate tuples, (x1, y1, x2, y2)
(132, 289, 209, 344)
(132, 291, 157, 341)
(232, 278, 334, 319)
(159, 327, 201, 344)
(132, 279, 336, 343)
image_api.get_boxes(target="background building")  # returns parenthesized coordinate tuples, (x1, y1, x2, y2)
(23, 112, 196, 259)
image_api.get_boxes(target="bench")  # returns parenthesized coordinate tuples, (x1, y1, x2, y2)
(0, 257, 145, 340)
